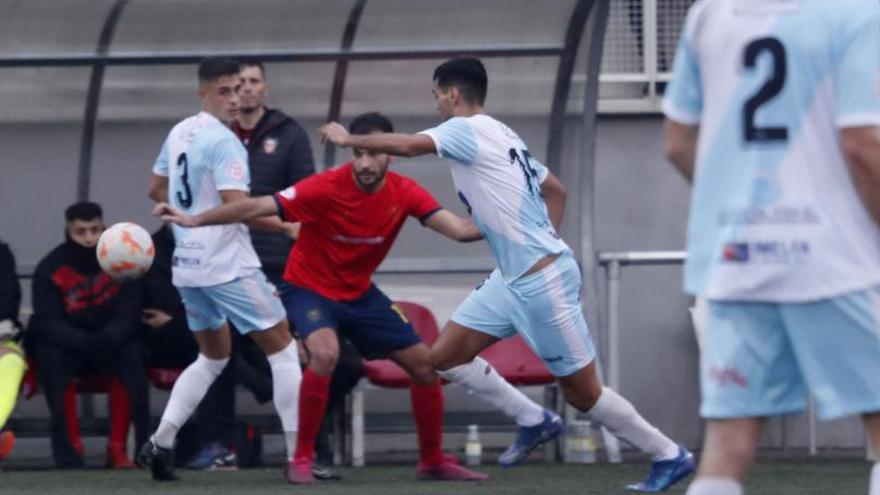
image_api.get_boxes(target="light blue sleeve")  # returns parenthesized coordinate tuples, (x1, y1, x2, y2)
(420, 117, 477, 166)
(662, 13, 703, 125)
(211, 134, 250, 191)
(834, 7, 880, 127)
(152, 136, 170, 176)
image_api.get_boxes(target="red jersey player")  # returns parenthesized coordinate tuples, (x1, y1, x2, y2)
(154, 112, 487, 484)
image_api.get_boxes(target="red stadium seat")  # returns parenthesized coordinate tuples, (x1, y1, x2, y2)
(349, 302, 559, 466)
(479, 334, 554, 386)
(362, 301, 441, 388)
(147, 367, 183, 391)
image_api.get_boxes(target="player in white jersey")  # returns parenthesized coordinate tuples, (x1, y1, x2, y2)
(663, 1, 880, 494)
(320, 56, 695, 492)
(138, 58, 303, 484)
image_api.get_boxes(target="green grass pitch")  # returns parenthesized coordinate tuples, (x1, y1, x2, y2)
(1, 459, 869, 495)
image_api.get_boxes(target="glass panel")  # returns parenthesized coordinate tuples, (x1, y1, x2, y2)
(341, 57, 558, 118)
(356, 0, 575, 50)
(0, 69, 89, 270)
(111, 0, 355, 55)
(0, 0, 113, 57)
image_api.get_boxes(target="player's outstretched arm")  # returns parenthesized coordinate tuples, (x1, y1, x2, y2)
(842, 126, 880, 226)
(423, 209, 483, 242)
(319, 122, 436, 157)
(155, 195, 278, 227)
(540, 172, 567, 232)
(664, 119, 699, 182)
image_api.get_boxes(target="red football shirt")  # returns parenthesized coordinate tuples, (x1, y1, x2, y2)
(274, 162, 442, 301)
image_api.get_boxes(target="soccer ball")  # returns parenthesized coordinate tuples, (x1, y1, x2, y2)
(96, 222, 155, 280)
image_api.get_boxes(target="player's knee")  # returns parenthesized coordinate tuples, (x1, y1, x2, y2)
(409, 362, 439, 386)
(307, 347, 339, 376)
(430, 347, 464, 372)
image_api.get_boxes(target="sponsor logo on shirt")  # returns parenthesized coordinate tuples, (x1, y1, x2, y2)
(722, 242, 750, 262)
(717, 206, 820, 227)
(332, 235, 385, 245)
(721, 240, 810, 264)
(262, 137, 278, 155)
(172, 256, 201, 268)
(708, 366, 748, 388)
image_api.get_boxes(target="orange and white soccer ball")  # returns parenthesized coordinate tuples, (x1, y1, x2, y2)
(96, 222, 155, 280)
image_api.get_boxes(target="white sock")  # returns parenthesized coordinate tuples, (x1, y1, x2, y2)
(437, 356, 544, 427)
(154, 354, 229, 448)
(870, 463, 880, 495)
(586, 387, 679, 461)
(685, 477, 743, 495)
(267, 340, 302, 460)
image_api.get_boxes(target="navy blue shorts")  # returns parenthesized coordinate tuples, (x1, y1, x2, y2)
(278, 282, 422, 360)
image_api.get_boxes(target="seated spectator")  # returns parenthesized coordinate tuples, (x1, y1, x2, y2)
(0, 239, 25, 461)
(24, 202, 149, 468)
(140, 224, 198, 369)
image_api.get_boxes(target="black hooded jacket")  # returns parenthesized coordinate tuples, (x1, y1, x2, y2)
(233, 108, 315, 278)
(25, 236, 142, 356)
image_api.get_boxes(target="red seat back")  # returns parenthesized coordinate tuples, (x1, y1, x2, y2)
(479, 334, 554, 386)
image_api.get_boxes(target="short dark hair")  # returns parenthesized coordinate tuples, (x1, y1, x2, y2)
(433, 57, 488, 105)
(65, 201, 102, 223)
(198, 57, 241, 84)
(239, 58, 266, 78)
(348, 112, 394, 135)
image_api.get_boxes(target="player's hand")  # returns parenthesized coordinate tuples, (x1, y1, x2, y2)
(142, 308, 172, 328)
(153, 202, 197, 227)
(319, 122, 350, 147)
(282, 222, 301, 240)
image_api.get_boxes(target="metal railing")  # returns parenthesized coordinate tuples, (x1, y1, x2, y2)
(598, 0, 693, 113)
(595, 249, 862, 456)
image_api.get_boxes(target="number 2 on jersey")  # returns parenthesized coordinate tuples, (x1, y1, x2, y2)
(742, 37, 788, 143)
(176, 153, 193, 209)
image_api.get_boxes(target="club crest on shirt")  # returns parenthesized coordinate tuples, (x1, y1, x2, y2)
(229, 162, 245, 181)
(307, 308, 322, 322)
(262, 137, 278, 155)
(279, 186, 296, 200)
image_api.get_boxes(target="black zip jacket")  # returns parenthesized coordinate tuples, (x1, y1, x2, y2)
(0, 240, 21, 327)
(234, 108, 315, 278)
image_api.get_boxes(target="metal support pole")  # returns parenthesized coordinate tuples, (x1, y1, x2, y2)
(807, 397, 817, 456)
(642, 0, 658, 98)
(606, 259, 621, 391)
(351, 387, 365, 467)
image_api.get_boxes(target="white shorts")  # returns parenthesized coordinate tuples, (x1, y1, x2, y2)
(178, 271, 286, 333)
(451, 253, 595, 377)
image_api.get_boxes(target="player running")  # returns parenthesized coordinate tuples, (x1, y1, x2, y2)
(662, 1, 880, 495)
(155, 112, 491, 484)
(139, 57, 302, 483)
(318, 57, 694, 492)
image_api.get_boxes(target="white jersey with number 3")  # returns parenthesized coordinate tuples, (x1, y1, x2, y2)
(153, 112, 261, 288)
(420, 114, 569, 281)
(663, 0, 880, 302)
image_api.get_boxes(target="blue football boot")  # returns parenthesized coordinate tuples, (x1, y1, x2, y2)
(498, 410, 564, 467)
(625, 444, 696, 492)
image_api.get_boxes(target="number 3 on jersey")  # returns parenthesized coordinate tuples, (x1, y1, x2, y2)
(176, 153, 193, 209)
